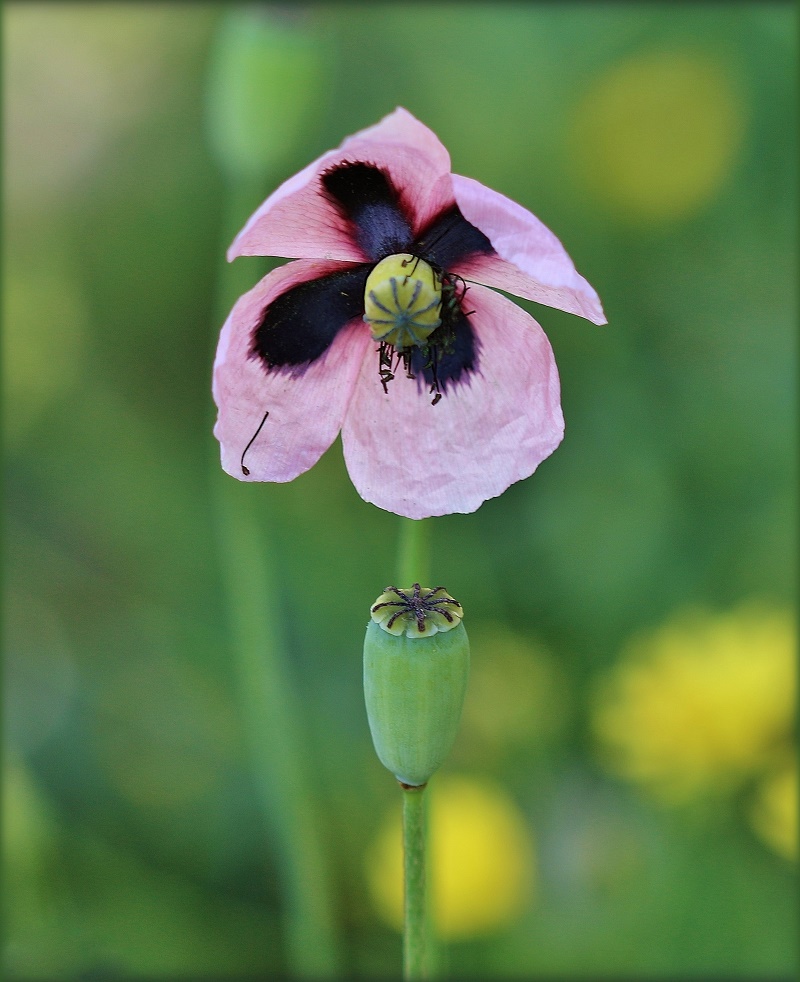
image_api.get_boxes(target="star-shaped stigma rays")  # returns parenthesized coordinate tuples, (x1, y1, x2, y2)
(370, 584, 464, 638)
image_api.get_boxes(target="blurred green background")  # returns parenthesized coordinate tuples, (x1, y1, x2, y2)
(3, 2, 797, 979)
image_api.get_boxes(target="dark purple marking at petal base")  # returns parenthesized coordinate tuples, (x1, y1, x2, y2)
(415, 204, 494, 271)
(251, 265, 370, 372)
(410, 308, 479, 391)
(321, 162, 414, 261)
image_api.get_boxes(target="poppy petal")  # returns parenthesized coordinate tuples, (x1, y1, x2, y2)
(451, 174, 607, 325)
(229, 108, 455, 264)
(341, 284, 564, 519)
(320, 162, 413, 262)
(213, 260, 371, 483)
(253, 263, 370, 370)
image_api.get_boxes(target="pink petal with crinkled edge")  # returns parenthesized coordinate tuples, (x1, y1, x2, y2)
(451, 174, 607, 325)
(213, 260, 371, 483)
(341, 284, 564, 519)
(228, 107, 455, 264)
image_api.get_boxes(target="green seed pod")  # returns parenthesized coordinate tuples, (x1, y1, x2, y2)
(364, 585, 469, 787)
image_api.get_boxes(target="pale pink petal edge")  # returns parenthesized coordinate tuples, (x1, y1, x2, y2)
(452, 174, 607, 325)
(341, 283, 564, 519)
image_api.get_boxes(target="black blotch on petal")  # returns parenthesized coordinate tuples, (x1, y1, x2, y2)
(322, 162, 413, 261)
(251, 265, 370, 372)
(415, 204, 493, 270)
(410, 306, 479, 391)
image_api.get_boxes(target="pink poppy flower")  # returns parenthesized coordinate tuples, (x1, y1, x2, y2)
(213, 107, 605, 519)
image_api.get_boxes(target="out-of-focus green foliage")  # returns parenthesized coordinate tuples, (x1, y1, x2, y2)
(3, 2, 796, 979)
(206, 6, 329, 180)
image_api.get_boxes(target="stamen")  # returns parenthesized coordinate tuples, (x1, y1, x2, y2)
(240, 410, 270, 475)
(365, 256, 474, 401)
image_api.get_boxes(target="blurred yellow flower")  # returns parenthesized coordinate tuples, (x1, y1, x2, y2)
(592, 605, 795, 803)
(365, 774, 534, 940)
(570, 49, 745, 224)
(748, 757, 797, 862)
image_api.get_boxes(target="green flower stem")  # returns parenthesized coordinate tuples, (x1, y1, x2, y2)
(214, 474, 341, 978)
(402, 785, 428, 980)
(396, 516, 437, 979)
(397, 517, 431, 587)
(212, 183, 341, 977)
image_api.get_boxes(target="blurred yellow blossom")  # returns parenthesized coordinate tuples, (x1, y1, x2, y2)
(748, 757, 797, 862)
(365, 774, 534, 940)
(570, 49, 745, 224)
(592, 605, 795, 803)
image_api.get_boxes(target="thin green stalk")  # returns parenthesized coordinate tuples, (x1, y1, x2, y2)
(214, 486, 340, 976)
(402, 785, 428, 979)
(211, 183, 341, 977)
(397, 518, 431, 587)
(396, 516, 437, 978)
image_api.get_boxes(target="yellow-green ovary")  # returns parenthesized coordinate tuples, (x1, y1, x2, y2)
(363, 254, 442, 350)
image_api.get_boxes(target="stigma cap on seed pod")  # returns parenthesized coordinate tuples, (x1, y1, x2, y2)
(370, 583, 463, 638)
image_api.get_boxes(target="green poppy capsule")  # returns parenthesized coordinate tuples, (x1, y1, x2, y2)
(364, 584, 469, 787)
(363, 254, 442, 351)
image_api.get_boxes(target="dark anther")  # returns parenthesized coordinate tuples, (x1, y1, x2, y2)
(398, 350, 416, 380)
(378, 342, 397, 394)
(424, 347, 443, 405)
(400, 254, 422, 282)
(240, 410, 270, 475)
